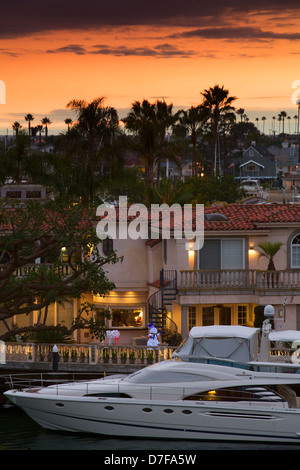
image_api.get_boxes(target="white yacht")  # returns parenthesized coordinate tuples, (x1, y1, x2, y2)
(4, 360, 300, 443)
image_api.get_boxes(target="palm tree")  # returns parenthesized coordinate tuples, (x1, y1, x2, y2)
(41, 117, 52, 138)
(200, 85, 236, 175)
(177, 105, 207, 176)
(279, 111, 287, 136)
(294, 115, 298, 134)
(261, 116, 266, 134)
(66, 97, 119, 203)
(12, 122, 22, 136)
(258, 241, 283, 270)
(36, 124, 43, 144)
(64, 118, 73, 132)
(67, 97, 110, 175)
(287, 115, 291, 134)
(272, 116, 276, 134)
(278, 114, 282, 134)
(24, 114, 34, 137)
(122, 99, 179, 185)
(236, 108, 245, 122)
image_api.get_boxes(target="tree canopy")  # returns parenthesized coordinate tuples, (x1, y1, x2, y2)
(0, 200, 121, 341)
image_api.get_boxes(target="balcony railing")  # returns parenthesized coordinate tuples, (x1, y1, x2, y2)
(179, 269, 300, 291)
(3, 343, 177, 366)
(11, 263, 75, 278)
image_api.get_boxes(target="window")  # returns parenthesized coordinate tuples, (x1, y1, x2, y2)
(202, 306, 214, 326)
(246, 164, 256, 171)
(111, 308, 143, 327)
(188, 306, 196, 330)
(199, 239, 244, 270)
(237, 305, 247, 325)
(291, 234, 300, 268)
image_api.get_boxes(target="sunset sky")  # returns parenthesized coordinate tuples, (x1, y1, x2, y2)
(0, 0, 300, 135)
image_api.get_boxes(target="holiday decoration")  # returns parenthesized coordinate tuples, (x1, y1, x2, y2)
(147, 323, 160, 348)
(106, 330, 120, 345)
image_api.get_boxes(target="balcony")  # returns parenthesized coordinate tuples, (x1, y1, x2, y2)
(179, 269, 300, 295)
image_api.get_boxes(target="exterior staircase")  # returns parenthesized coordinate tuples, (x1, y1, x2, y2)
(148, 269, 178, 342)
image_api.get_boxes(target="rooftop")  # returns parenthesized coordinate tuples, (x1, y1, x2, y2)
(203, 203, 300, 231)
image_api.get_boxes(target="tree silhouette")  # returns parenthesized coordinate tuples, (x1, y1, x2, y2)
(24, 114, 34, 137)
(200, 85, 236, 175)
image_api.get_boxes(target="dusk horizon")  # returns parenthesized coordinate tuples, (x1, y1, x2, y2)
(0, 0, 299, 135)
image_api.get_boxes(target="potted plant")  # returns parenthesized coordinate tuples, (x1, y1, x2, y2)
(120, 351, 127, 363)
(79, 351, 86, 363)
(258, 241, 283, 287)
(71, 349, 78, 362)
(138, 350, 145, 363)
(129, 351, 136, 364)
(147, 350, 154, 364)
(111, 349, 118, 363)
(63, 350, 69, 362)
(258, 241, 283, 271)
(102, 349, 109, 363)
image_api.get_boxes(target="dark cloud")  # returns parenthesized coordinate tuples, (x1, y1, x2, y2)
(0, 1, 299, 38)
(46, 44, 87, 55)
(46, 43, 198, 58)
(170, 26, 300, 41)
(92, 43, 196, 58)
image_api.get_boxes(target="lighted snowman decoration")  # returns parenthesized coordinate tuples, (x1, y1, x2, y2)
(147, 323, 160, 348)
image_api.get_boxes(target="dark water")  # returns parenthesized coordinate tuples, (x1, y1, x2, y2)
(1, 404, 300, 453)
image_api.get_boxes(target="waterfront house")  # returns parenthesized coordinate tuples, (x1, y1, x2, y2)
(88, 203, 300, 343)
(3, 202, 300, 345)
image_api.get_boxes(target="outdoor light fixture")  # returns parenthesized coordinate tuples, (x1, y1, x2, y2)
(249, 243, 255, 253)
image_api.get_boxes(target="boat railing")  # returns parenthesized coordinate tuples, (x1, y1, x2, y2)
(1, 373, 290, 407)
(3, 342, 177, 366)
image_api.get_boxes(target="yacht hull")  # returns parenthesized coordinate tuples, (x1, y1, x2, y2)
(5, 390, 300, 443)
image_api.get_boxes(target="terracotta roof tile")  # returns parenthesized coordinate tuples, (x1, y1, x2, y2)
(203, 203, 300, 231)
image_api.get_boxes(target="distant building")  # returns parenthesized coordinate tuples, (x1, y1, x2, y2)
(268, 142, 300, 189)
(238, 142, 276, 180)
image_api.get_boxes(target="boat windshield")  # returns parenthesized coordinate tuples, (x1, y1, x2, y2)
(124, 370, 217, 384)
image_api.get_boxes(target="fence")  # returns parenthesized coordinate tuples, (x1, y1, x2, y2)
(4, 343, 177, 366)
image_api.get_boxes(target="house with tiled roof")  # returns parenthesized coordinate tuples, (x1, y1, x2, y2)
(3, 202, 300, 345)
(90, 203, 300, 343)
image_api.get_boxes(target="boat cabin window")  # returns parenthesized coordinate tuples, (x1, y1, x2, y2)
(124, 370, 217, 384)
(183, 386, 285, 403)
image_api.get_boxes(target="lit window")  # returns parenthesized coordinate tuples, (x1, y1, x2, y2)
(111, 308, 143, 327)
